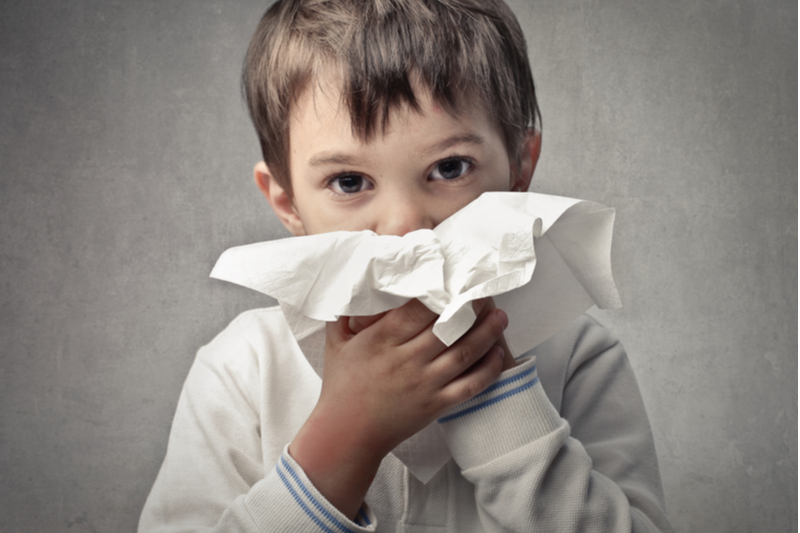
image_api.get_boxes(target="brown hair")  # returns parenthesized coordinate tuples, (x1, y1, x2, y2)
(243, 0, 540, 193)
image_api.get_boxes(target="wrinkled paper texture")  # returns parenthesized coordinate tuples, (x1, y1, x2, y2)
(211, 191, 621, 482)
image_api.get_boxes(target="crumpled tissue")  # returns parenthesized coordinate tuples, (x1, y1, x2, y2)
(210, 191, 621, 482)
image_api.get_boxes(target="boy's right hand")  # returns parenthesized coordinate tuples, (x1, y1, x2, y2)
(289, 298, 508, 520)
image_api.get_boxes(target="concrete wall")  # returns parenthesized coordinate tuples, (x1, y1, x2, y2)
(1, 1, 795, 531)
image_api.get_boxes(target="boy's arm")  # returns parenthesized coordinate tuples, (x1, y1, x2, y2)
(289, 298, 509, 520)
(438, 316, 674, 532)
(138, 310, 377, 533)
(139, 300, 509, 532)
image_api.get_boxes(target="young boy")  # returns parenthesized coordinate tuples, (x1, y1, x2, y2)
(139, 1, 673, 531)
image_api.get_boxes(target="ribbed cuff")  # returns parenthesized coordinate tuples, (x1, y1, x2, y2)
(245, 445, 377, 532)
(437, 356, 563, 470)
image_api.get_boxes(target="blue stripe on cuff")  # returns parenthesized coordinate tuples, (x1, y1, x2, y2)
(358, 507, 371, 526)
(470, 366, 536, 401)
(276, 463, 337, 533)
(437, 376, 539, 423)
(280, 455, 356, 533)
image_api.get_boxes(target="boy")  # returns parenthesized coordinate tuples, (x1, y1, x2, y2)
(139, 0, 673, 531)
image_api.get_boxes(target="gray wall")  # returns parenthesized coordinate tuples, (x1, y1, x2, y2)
(1, 1, 795, 532)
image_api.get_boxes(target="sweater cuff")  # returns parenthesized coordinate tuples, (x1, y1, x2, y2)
(437, 356, 563, 470)
(244, 445, 377, 532)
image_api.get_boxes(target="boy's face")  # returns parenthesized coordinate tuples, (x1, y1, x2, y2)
(256, 80, 539, 237)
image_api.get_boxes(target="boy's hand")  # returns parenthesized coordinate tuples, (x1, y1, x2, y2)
(348, 298, 516, 370)
(289, 298, 509, 520)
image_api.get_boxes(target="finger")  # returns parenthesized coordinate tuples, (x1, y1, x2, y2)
(477, 299, 516, 368)
(347, 312, 387, 335)
(401, 323, 448, 361)
(325, 316, 350, 346)
(376, 299, 439, 346)
(471, 298, 501, 336)
(397, 299, 497, 363)
(439, 345, 505, 408)
(429, 308, 508, 384)
(471, 297, 490, 317)
(495, 331, 517, 370)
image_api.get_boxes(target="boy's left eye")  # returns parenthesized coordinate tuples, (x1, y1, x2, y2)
(429, 158, 472, 181)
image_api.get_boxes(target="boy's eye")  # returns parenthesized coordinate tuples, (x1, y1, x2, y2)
(330, 174, 372, 194)
(430, 158, 472, 181)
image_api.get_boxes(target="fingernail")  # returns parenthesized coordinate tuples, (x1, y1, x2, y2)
(496, 309, 509, 329)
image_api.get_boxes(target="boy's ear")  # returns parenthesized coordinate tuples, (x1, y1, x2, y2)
(254, 162, 306, 236)
(509, 130, 541, 192)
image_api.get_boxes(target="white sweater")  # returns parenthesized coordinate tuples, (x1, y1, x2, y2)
(139, 307, 673, 532)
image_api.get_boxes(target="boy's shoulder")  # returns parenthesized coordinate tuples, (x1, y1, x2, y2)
(195, 306, 301, 374)
(202, 305, 288, 348)
(223, 305, 288, 334)
(530, 314, 627, 412)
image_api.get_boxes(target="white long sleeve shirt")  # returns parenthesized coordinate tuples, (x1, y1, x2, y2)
(139, 306, 673, 532)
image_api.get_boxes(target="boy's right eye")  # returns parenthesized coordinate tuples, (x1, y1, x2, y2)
(329, 174, 373, 194)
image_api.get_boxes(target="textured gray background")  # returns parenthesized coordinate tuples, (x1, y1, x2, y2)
(1, 1, 796, 532)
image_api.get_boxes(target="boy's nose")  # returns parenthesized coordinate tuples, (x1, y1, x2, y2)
(376, 198, 434, 236)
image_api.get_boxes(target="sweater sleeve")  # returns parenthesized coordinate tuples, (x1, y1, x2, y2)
(437, 317, 673, 532)
(138, 313, 377, 533)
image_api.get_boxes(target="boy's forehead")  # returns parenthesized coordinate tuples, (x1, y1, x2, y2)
(290, 74, 488, 148)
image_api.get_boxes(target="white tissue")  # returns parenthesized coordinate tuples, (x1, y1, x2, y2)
(210, 191, 621, 482)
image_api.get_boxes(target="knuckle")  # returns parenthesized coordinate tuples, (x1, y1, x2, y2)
(453, 344, 475, 368)
(402, 300, 429, 324)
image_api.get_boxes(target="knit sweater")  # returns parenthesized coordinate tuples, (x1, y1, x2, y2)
(139, 307, 673, 532)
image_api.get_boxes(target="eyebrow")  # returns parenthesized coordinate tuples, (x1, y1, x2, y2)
(307, 133, 486, 168)
(308, 152, 367, 168)
(421, 133, 485, 156)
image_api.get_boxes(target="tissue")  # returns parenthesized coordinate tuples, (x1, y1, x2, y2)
(210, 191, 621, 481)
